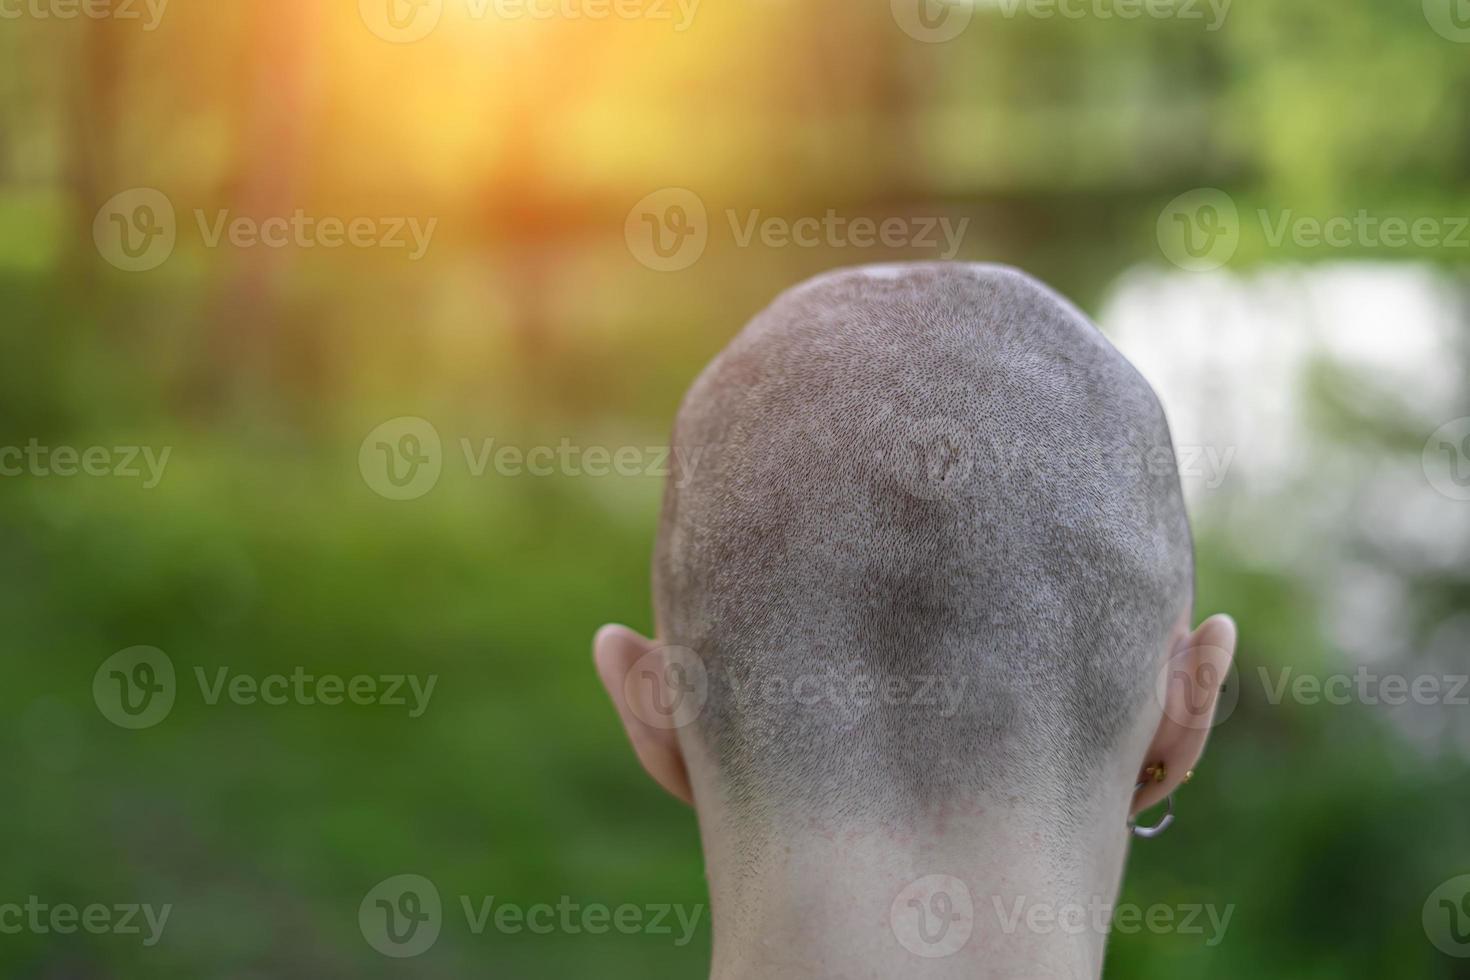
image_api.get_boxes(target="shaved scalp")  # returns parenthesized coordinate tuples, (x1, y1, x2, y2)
(654, 263, 1193, 823)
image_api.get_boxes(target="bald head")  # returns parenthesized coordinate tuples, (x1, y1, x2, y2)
(653, 264, 1193, 823)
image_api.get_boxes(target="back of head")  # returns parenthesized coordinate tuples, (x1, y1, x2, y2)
(654, 263, 1193, 829)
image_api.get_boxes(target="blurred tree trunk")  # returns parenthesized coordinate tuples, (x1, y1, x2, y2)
(65, 9, 124, 286)
(195, 0, 324, 416)
(785, 2, 920, 202)
(481, 27, 621, 381)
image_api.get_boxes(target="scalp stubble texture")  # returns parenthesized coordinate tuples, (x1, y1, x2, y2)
(653, 263, 1194, 822)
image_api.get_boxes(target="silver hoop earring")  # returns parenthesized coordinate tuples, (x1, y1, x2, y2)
(1128, 779, 1175, 839)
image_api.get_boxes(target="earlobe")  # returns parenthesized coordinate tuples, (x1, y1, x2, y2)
(593, 624, 696, 806)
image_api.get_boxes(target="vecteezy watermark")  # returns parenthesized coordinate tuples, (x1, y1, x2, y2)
(624, 189, 709, 272)
(459, 895, 703, 947)
(996, 0, 1229, 29)
(358, 417, 706, 501)
(882, 410, 977, 503)
(0, 0, 168, 30)
(624, 645, 709, 730)
(1256, 211, 1470, 251)
(725, 669, 969, 719)
(889, 875, 1234, 958)
(359, 0, 443, 42)
(1156, 188, 1240, 271)
(991, 895, 1234, 946)
(1423, 417, 1470, 502)
(1424, 874, 1470, 958)
(889, 0, 974, 43)
(93, 647, 176, 730)
(361, 875, 442, 958)
(359, 418, 443, 501)
(0, 440, 171, 488)
(0, 898, 171, 947)
(93, 648, 438, 729)
(358, 0, 698, 43)
(459, 437, 699, 484)
(1154, 641, 1241, 729)
(1423, 0, 1470, 43)
(625, 188, 970, 273)
(618, 644, 969, 733)
(1158, 188, 1470, 271)
(93, 188, 176, 272)
(1257, 666, 1469, 708)
(193, 666, 437, 717)
(890, 0, 1229, 43)
(93, 188, 437, 273)
(359, 875, 705, 958)
(879, 405, 1236, 503)
(890, 874, 975, 958)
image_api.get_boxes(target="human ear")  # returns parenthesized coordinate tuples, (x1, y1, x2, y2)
(592, 624, 696, 806)
(1132, 613, 1237, 816)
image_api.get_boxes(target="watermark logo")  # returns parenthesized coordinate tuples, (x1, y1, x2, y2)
(360, 878, 703, 956)
(1161, 191, 1470, 269)
(891, 874, 974, 958)
(893, 0, 1229, 40)
(885, 411, 976, 502)
(726, 669, 968, 719)
(0, 440, 171, 488)
(460, 894, 704, 945)
(1423, 417, 1470, 501)
(1424, 0, 1470, 42)
(626, 188, 708, 272)
(891, 0, 974, 42)
(361, 874, 443, 958)
(991, 0, 1230, 29)
(1154, 641, 1239, 729)
(484, 0, 700, 27)
(727, 211, 968, 263)
(1258, 210, 1469, 250)
(0, 898, 171, 946)
(627, 189, 968, 271)
(0, 0, 169, 31)
(360, 417, 443, 501)
(624, 645, 708, 730)
(1424, 874, 1470, 957)
(93, 647, 176, 730)
(94, 188, 176, 273)
(359, 426, 706, 496)
(361, 0, 698, 39)
(194, 667, 437, 716)
(992, 895, 1233, 945)
(95, 652, 437, 725)
(1258, 666, 1468, 708)
(1157, 188, 1239, 271)
(460, 437, 701, 484)
(193, 210, 436, 258)
(877, 410, 1235, 501)
(96, 187, 436, 270)
(360, 0, 443, 42)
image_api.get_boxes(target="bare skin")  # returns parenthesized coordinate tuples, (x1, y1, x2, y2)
(593, 613, 1238, 978)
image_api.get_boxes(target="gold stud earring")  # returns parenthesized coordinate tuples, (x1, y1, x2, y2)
(1144, 762, 1167, 783)
(1183, 769, 1195, 784)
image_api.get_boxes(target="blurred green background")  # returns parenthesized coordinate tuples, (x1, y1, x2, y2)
(2, 0, 1469, 976)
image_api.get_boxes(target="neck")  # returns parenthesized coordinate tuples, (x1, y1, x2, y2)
(700, 796, 1132, 980)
